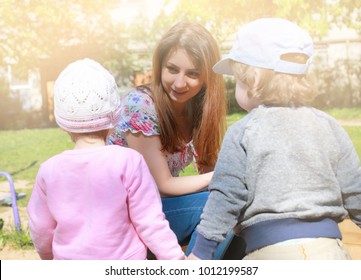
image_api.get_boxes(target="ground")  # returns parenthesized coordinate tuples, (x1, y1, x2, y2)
(0, 180, 40, 260)
(0, 245, 40, 260)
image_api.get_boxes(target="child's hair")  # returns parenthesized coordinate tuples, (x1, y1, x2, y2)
(213, 18, 318, 106)
(151, 21, 227, 171)
(231, 53, 318, 106)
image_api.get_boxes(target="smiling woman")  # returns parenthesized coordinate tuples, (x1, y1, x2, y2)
(161, 48, 204, 107)
(107, 21, 241, 259)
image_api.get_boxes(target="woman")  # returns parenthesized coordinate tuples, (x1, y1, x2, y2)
(109, 21, 238, 258)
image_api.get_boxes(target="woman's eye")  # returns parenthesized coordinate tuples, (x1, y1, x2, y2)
(187, 71, 200, 78)
(166, 66, 178, 73)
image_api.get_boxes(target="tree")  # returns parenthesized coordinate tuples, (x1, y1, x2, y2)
(168, 0, 361, 43)
(0, 0, 138, 125)
(0, 0, 130, 79)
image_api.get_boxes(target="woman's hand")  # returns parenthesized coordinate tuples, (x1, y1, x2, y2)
(187, 253, 200, 260)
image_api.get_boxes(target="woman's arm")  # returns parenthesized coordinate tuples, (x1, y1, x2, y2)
(125, 131, 212, 197)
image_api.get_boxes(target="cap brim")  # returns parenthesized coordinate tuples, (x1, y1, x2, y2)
(212, 57, 234, 75)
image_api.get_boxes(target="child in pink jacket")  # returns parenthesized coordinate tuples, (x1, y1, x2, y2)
(27, 58, 185, 260)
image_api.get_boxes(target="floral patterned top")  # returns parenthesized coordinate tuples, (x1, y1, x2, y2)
(108, 88, 198, 177)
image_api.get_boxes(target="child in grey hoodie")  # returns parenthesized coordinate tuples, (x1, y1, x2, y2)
(189, 18, 361, 260)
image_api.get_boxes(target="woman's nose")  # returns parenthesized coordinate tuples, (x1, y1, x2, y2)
(174, 74, 187, 89)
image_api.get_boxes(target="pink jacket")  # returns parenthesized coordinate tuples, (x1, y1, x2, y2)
(27, 145, 184, 260)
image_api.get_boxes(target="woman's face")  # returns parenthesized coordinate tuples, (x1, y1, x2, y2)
(161, 48, 204, 105)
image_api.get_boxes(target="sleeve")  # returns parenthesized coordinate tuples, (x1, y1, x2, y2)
(192, 233, 218, 260)
(108, 89, 160, 145)
(332, 122, 361, 227)
(125, 153, 185, 260)
(27, 168, 56, 260)
(193, 124, 249, 258)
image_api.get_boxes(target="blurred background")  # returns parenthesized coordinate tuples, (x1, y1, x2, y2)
(0, 0, 361, 130)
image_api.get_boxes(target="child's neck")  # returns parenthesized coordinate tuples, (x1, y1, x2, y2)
(74, 137, 106, 149)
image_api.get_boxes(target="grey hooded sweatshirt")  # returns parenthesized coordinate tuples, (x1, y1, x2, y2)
(193, 106, 361, 259)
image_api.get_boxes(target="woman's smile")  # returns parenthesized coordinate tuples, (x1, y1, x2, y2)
(161, 48, 203, 105)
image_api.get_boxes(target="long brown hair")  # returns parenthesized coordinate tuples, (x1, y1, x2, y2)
(151, 21, 227, 172)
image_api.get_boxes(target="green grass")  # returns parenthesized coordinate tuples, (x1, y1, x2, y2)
(344, 126, 361, 158)
(0, 128, 74, 217)
(0, 226, 34, 250)
(326, 108, 361, 122)
(226, 111, 247, 127)
(0, 128, 74, 183)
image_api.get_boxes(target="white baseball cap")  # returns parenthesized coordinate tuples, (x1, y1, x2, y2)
(213, 18, 313, 75)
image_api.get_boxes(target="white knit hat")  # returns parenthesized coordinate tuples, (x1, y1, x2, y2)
(53, 58, 121, 133)
(213, 18, 313, 75)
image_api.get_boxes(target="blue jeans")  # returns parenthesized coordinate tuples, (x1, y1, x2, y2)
(161, 191, 235, 259)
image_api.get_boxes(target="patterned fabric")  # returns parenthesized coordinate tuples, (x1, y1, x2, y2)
(108, 88, 197, 176)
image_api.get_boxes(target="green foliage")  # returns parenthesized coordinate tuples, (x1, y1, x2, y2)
(330, 0, 361, 30)
(171, 0, 361, 42)
(0, 226, 34, 250)
(0, 0, 128, 79)
(1, 0, 361, 78)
